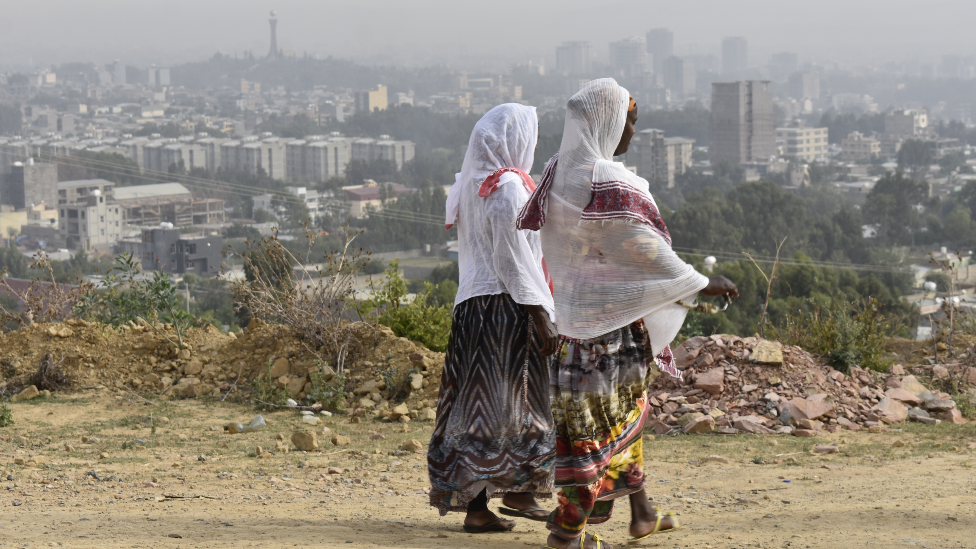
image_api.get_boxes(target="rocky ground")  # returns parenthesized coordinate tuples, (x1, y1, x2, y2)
(1, 395, 975, 549)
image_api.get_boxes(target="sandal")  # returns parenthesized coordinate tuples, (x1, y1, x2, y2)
(627, 507, 684, 543)
(499, 506, 549, 522)
(462, 516, 516, 533)
(543, 530, 610, 549)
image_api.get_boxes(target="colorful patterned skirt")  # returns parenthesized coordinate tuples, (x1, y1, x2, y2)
(547, 321, 650, 539)
(427, 293, 556, 515)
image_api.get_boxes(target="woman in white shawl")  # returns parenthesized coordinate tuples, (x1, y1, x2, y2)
(518, 79, 737, 549)
(428, 103, 560, 533)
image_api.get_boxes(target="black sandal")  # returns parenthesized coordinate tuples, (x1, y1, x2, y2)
(498, 506, 550, 522)
(462, 517, 517, 533)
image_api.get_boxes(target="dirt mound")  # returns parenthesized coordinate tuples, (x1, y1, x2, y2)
(648, 334, 965, 435)
(0, 320, 444, 414)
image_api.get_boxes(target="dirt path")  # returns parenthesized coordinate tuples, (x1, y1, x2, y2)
(2, 394, 975, 549)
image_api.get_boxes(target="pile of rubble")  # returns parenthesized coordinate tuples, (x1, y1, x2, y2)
(647, 334, 969, 437)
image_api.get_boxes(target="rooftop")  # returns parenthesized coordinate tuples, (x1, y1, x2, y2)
(114, 182, 191, 201)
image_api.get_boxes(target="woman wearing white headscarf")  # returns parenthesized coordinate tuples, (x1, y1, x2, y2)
(427, 103, 559, 533)
(518, 79, 737, 549)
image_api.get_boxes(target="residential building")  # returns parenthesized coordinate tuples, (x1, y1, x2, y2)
(663, 56, 696, 98)
(645, 28, 673, 75)
(555, 41, 592, 75)
(776, 124, 829, 162)
(885, 109, 929, 138)
(609, 37, 651, 77)
(788, 72, 820, 100)
(622, 129, 694, 188)
(840, 131, 881, 162)
(304, 137, 352, 180)
(1, 160, 58, 210)
(58, 179, 114, 206)
(114, 182, 223, 226)
(355, 85, 388, 113)
(350, 136, 415, 171)
(119, 227, 222, 276)
(286, 186, 327, 219)
(722, 37, 748, 74)
(58, 191, 122, 252)
(342, 181, 411, 218)
(710, 81, 775, 164)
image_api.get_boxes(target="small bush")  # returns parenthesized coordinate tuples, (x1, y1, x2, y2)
(776, 297, 893, 373)
(0, 403, 12, 427)
(360, 260, 452, 352)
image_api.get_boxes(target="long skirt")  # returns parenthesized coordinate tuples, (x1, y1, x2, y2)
(427, 293, 556, 515)
(546, 321, 650, 539)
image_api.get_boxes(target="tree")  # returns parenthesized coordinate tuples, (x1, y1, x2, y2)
(897, 139, 934, 181)
(225, 223, 262, 241)
(943, 206, 975, 244)
(861, 171, 928, 246)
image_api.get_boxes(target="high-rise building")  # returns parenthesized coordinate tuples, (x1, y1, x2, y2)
(663, 56, 696, 98)
(1, 160, 58, 210)
(267, 10, 281, 61)
(623, 129, 695, 188)
(645, 28, 673, 74)
(788, 72, 820, 100)
(609, 37, 651, 77)
(710, 81, 775, 164)
(113, 60, 126, 86)
(722, 37, 748, 74)
(355, 85, 388, 113)
(555, 41, 592, 75)
(768, 52, 798, 82)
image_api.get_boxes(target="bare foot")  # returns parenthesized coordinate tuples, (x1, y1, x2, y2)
(629, 489, 678, 537)
(502, 492, 549, 520)
(545, 531, 611, 549)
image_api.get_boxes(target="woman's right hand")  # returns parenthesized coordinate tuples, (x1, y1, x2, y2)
(701, 275, 739, 298)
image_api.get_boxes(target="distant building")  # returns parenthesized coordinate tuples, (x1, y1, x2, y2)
(663, 56, 696, 98)
(840, 131, 881, 162)
(722, 37, 748, 74)
(776, 124, 829, 162)
(623, 129, 694, 188)
(350, 136, 415, 171)
(355, 85, 388, 113)
(119, 227, 222, 276)
(710, 81, 775, 164)
(58, 192, 122, 252)
(884, 109, 929, 138)
(0, 160, 57, 210)
(768, 52, 798, 82)
(342, 181, 411, 218)
(555, 41, 592, 74)
(788, 72, 820, 100)
(609, 37, 651, 77)
(645, 28, 673, 74)
(114, 182, 223, 226)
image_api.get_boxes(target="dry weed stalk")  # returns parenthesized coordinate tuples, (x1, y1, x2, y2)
(744, 237, 787, 339)
(0, 253, 93, 330)
(228, 223, 373, 373)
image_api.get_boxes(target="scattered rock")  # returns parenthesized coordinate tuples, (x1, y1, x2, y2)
(898, 375, 928, 397)
(924, 398, 957, 412)
(291, 431, 318, 452)
(814, 445, 838, 454)
(784, 398, 834, 422)
(884, 388, 922, 406)
(751, 340, 783, 365)
(389, 403, 410, 421)
(872, 397, 908, 424)
(420, 408, 437, 421)
(11, 385, 40, 402)
(328, 467, 342, 475)
(409, 373, 424, 391)
(399, 439, 424, 452)
(331, 435, 351, 446)
(734, 415, 775, 434)
(694, 368, 725, 395)
(702, 455, 729, 464)
(889, 364, 905, 375)
(683, 415, 716, 434)
(792, 429, 816, 437)
(269, 357, 290, 378)
(940, 409, 965, 424)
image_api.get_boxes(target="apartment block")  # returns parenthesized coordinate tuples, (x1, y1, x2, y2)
(59, 192, 122, 252)
(776, 125, 829, 161)
(711, 81, 775, 164)
(840, 132, 881, 162)
(623, 129, 694, 188)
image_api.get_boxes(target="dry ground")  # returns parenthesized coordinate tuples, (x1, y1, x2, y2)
(2, 393, 975, 549)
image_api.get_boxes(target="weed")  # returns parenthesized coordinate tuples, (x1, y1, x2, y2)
(360, 260, 452, 352)
(0, 403, 12, 427)
(751, 455, 766, 465)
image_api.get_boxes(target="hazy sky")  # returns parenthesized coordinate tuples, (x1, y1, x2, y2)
(2, 0, 974, 70)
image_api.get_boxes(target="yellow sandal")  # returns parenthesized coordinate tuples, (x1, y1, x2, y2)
(543, 530, 608, 549)
(627, 507, 684, 543)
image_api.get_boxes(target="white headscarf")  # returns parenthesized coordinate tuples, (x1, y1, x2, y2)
(445, 103, 538, 228)
(537, 79, 709, 353)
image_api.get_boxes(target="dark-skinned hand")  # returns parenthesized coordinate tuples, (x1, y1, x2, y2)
(701, 275, 739, 298)
(524, 304, 559, 356)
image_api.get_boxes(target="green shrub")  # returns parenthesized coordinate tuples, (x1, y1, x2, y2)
(775, 297, 893, 373)
(0, 403, 12, 427)
(360, 260, 452, 352)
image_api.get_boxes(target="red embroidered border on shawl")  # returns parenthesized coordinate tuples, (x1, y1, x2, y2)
(655, 345, 682, 381)
(478, 166, 536, 198)
(516, 154, 559, 231)
(582, 181, 672, 246)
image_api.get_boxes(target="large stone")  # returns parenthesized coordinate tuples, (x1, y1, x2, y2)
(184, 360, 203, 376)
(783, 398, 834, 422)
(11, 385, 40, 402)
(939, 409, 965, 424)
(734, 415, 775, 434)
(291, 430, 318, 452)
(899, 375, 928, 397)
(924, 398, 957, 412)
(409, 373, 423, 391)
(694, 352, 715, 369)
(358, 398, 377, 408)
(285, 376, 306, 398)
(683, 415, 716, 434)
(964, 367, 976, 386)
(420, 408, 437, 421)
(741, 384, 759, 393)
(872, 397, 908, 424)
(676, 412, 704, 427)
(751, 340, 783, 365)
(673, 343, 702, 370)
(792, 429, 817, 437)
(331, 435, 351, 446)
(889, 364, 905, 375)
(932, 365, 949, 380)
(908, 407, 930, 420)
(399, 439, 424, 452)
(388, 403, 410, 421)
(885, 388, 922, 406)
(694, 368, 725, 396)
(269, 358, 290, 379)
(355, 380, 379, 396)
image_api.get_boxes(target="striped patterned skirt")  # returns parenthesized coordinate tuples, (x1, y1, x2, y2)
(427, 293, 555, 514)
(547, 321, 650, 539)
